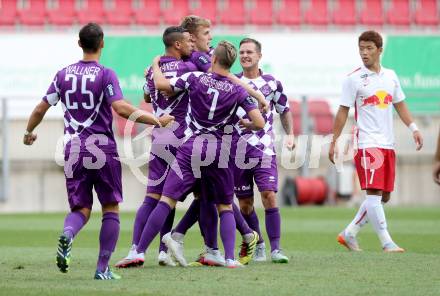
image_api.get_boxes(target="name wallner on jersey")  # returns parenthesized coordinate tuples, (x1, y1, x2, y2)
(66, 65, 101, 76)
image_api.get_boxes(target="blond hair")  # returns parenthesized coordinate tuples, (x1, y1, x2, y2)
(180, 15, 211, 35)
(214, 41, 237, 69)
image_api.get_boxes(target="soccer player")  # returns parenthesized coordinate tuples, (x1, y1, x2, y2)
(115, 26, 196, 268)
(233, 38, 293, 264)
(168, 16, 266, 266)
(330, 30, 423, 252)
(23, 23, 173, 280)
(134, 41, 265, 268)
(433, 128, 440, 185)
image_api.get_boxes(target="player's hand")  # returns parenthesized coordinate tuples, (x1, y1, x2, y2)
(239, 118, 253, 131)
(433, 161, 440, 185)
(158, 114, 175, 127)
(328, 141, 337, 164)
(23, 132, 37, 145)
(284, 135, 295, 151)
(413, 130, 423, 151)
(258, 100, 269, 114)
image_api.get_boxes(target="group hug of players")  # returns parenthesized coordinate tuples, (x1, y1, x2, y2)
(23, 15, 423, 280)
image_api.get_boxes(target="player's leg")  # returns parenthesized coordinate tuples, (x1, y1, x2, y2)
(158, 206, 176, 266)
(337, 199, 367, 251)
(94, 154, 124, 279)
(196, 198, 222, 265)
(254, 156, 288, 263)
(95, 202, 121, 280)
(57, 154, 93, 273)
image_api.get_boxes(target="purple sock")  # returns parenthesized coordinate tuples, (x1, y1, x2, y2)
(173, 199, 200, 235)
(243, 209, 264, 244)
(219, 210, 236, 260)
(199, 200, 218, 249)
(132, 196, 159, 246)
(265, 207, 281, 252)
(63, 211, 87, 239)
(97, 212, 120, 272)
(136, 202, 172, 254)
(159, 208, 175, 253)
(232, 203, 252, 236)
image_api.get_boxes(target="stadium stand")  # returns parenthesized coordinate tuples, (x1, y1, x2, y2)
(289, 100, 333, 135)
(1, 0, 439, 28)
(190, 0, 217, 25)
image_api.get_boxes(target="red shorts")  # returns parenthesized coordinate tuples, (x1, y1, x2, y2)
(354, 148, 395, 192)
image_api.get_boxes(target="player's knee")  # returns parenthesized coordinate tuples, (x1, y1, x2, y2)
(261, 191, 277, 208)
(160, 196, 177, 209)
(216, 203, 232, 213)
(239, 198, 254, 215)
(102, 202, 119, 214)
(366, 189, 382, 196)
(148, 193, 161, 200)
(76, 207, 91, 222)
(382, 192, 391, 203)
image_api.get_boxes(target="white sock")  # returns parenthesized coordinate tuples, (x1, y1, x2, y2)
(364, 195, 393, 247)
(345, 200, 368, 237)
(171, 232, 185, 243)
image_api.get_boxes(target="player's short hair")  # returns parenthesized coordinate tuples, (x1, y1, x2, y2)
(180, 15, 211, 34)
(163, 26, 188, 48)
(239, 38, 262, 53)
(79, 23, 104, 53)
(214, 41, 237, 69)
(358, 30, 383, 49)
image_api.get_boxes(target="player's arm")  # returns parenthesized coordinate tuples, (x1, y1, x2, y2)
(144, 94, 151, 103)
(433, 127, 440, 185)
(280, 111, 295, 150)
(112, 100, 173, 127)
(23, 100, 51, 145)
(151, 56, 173, 93)
(240, 109, 265, 131)
(228, 74, 269, 113)
(329, 106, 350, 164)
(393, 101, 423, 151)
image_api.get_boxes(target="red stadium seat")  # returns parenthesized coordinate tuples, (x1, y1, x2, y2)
(249, 0, 273, 26)
(77, 0, 105, 25)
(304, 0, 329, 26)
(0, 0, 17, 26)
(360, 0, 384, 26)
(386, 0, 410, 26)
(190, 0, 217, 25)
(19, 0, 47, 26)
(289, 99, 333, 135)
(162, 0, 189, 25)
(105, 0, 134, 26)
(415, 0, 439, 26)
(332, 0, 356, 26)
(134, 0, 161, 25)
(218, 0, 245, 26)
(47, 0, 76, 26)
(276, 0, 301, 26)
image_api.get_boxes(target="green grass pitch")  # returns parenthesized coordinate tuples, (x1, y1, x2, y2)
(0, 207, 439, 296)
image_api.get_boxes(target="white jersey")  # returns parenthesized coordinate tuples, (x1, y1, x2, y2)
(340, 65, 405, 149)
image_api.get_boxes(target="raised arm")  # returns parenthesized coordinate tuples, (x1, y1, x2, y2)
(23, 100, 51, 145)
(329, 106, 350, 164)
(393, 101, 423, 150)
(151, 57, 173, 93)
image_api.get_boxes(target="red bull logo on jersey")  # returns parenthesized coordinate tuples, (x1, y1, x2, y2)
(361, 90, 392, 109)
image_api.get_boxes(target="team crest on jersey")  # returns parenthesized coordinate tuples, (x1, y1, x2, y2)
(260, 84, 272, 96)
(246, 96, 256, 105)
(106, 84, 114, 96)
(198, 55, 209, 64)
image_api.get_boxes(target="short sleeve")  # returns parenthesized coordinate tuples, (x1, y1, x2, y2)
(237, 87, 258, 113)
(169, 71, 203, 92)
(103, 68, 124, 103)
(191, 52, 211, 72)
(42, 72, 60, 106)
(340, 76, 356, 107)
(273, 80, 289, 114)
(392, 71, 405, 103)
